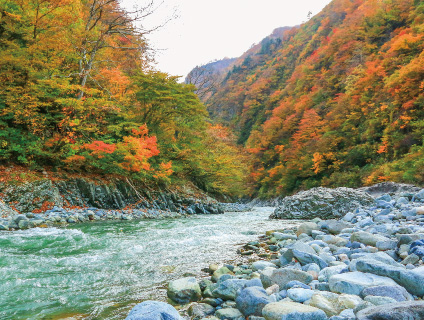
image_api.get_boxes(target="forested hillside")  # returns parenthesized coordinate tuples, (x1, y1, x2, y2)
(205, 0, 424, 197)
(0, 0, 247, 197)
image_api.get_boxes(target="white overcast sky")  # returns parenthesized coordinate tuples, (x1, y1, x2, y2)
(124, 0, 332, 78)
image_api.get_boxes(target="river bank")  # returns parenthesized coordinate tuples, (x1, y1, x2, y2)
(0, 176, 254, 231)
(132, 184, 424, 320)
(0, 207, 298, 320)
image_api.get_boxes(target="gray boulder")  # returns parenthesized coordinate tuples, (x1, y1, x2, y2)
(212, 279, 247, 300)
(235, 286, 272, 316)
(361, 285, 413, 302)
(0, 219, 9, 230)
(125, 300, 183, 320)
(252, 261, 277, 271)
(167, 277, 201, 304)
(287, 288, 315, 303)
(296, 222, 319, 236)
(188, 303, 215, 319)
(329, 272, 399, 295)
(356, 301, 424, 320)
(321, 220, 352, 235)
(214, 308, 244, 320)
(262, 301, 327, 320)
(355, 259, 424, 297)
(271, 187, 374, 220)
(292, 249, 328, 269)
(350, 232, 389, 247)
(260, 267, 313, 289)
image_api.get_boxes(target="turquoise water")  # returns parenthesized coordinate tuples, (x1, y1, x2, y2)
(0, 208, 296, 319)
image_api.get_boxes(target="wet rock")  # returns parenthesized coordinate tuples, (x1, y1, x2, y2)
(262, 301, 327, 320)
(125, 300, 183, 320)
(167, 277, 201, 304)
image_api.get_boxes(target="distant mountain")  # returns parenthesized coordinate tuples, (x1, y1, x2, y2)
(185, 57, 236, 100)
(205, 26, 294, 122)
(203, 0, 424, 197)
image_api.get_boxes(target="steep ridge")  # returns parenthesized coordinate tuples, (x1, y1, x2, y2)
(203, 0, 424, 197)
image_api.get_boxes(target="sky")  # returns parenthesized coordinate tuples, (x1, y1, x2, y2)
(124, 0, 332, 78)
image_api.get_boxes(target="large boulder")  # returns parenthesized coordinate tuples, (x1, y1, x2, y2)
(260, 267, 313, 289)
(329, 272, 399, 296)
(235, 286, 272, 316)
(361, 285, 413, 302)
(355, 259, 424, 297)
(167, 277, 202, 304)
(296, 222, 319, 236)
(349, 252, 402, 272)
(125, 301, 183, 320)
(350, 232, 389, 247)
(262, 301, 327, 320)
(356, 301, 424, 320)
(271, 187, 374, 220)
(307, 291, 363, 317)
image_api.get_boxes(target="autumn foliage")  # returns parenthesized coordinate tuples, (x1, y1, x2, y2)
(205, 0, 424, 197)
(0, 0, 248, 197)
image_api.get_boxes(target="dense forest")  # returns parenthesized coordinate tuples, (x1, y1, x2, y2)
(3, 0, 424, 200)
(204, 0, 424, 197)
(0, 0, 248, 197)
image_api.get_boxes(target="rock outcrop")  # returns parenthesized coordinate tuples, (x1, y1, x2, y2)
(271, 187, 374, 220)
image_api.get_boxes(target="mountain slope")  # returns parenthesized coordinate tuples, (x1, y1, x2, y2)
(205, 0, 424, 197)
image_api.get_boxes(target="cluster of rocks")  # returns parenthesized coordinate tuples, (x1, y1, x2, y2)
(220, 203, 253, 213)
(125, 185, 424, 319)
(0, 177, 228, 230)
(0, 201, 224, 231)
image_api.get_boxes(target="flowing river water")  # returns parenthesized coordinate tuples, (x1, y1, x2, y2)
(0, 207, 298, 320)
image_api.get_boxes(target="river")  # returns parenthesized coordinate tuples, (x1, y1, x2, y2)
(0, 207, 298, 320)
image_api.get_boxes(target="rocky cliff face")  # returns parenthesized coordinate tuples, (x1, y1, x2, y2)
(271, 187, 375, 220)
(0, 177, 223, 217)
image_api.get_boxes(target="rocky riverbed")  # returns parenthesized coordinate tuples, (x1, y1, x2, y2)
(126, 184, 424, 320)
